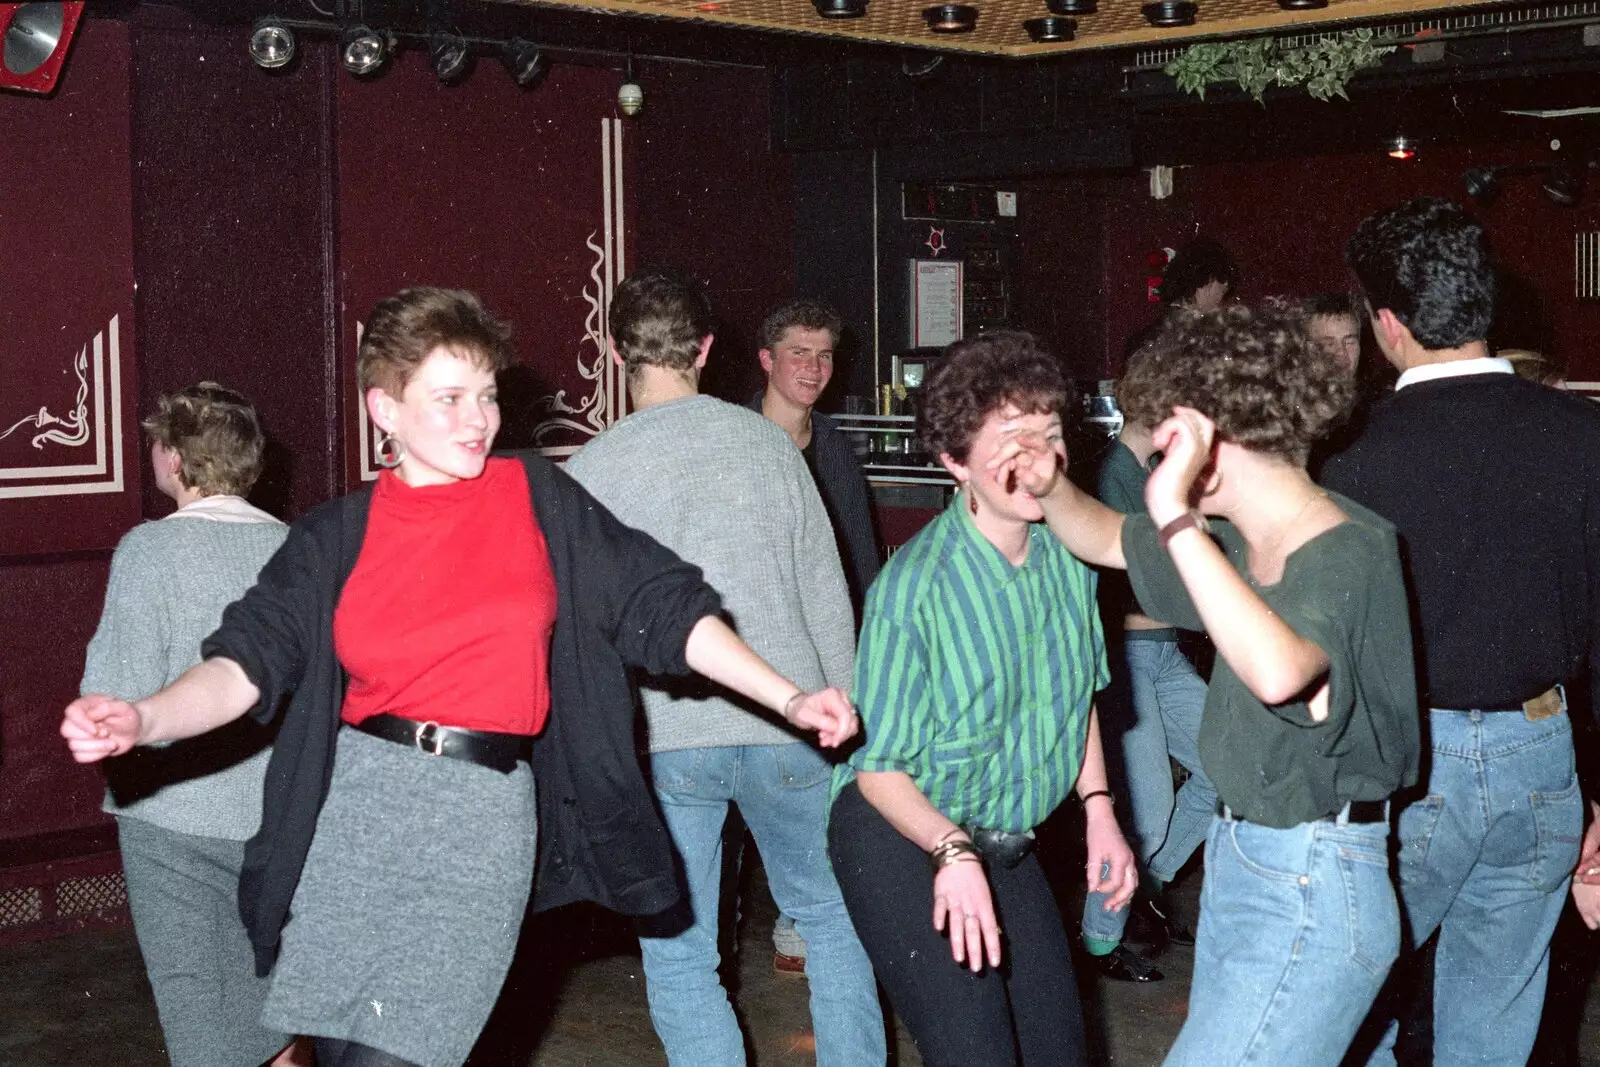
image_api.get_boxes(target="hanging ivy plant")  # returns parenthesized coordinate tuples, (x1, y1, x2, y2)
(1163, 28, 1397, 104)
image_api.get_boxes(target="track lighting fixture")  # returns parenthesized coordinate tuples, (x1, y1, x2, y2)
(501, 38, 548, 88)
(248, 19, 296, 69)
(340, 25, 388, 77)
(429, 30, 469, 83)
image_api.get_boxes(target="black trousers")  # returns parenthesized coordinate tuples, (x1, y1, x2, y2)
(314, 1037, 421, 1067)
(828, 781, 1088, 1067)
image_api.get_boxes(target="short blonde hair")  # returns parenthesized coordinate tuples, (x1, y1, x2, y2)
(141, 382, 265, 497)
(1499, 348, 1565, 387)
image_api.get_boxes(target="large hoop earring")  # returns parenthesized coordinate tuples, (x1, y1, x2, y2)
(376, 432, 405, 469)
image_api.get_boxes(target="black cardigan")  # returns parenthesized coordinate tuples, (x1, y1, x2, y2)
(201, 453, 722, 975)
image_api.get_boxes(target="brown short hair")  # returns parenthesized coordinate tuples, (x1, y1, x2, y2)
(1500, 348, 1566, 386)
(141, 382, 266, 497)
(358, 287, 514, 396)
(1118, 303, 1353, 466)
(759, 298, 842, 351)
(919, 330, 1073, 464)
(608, 267, 715, 376)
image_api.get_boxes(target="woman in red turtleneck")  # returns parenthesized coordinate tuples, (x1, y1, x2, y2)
(63, 287, 859, 1067)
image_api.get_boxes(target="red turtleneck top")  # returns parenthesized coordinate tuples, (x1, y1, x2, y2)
(333, 458, 557, 735)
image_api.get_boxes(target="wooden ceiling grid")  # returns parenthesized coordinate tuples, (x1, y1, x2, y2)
(508, 0, 1516, 53)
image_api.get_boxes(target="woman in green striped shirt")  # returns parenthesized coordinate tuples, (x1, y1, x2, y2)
(828, 330, 1137, 1067)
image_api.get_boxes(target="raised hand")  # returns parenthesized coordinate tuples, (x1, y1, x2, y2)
(783, 687, 860, 748)
(61, 694, 143, 763)
(1146, 405, 1218, 526)
(985, 423, 1066, 500)
(932, 857, 1002, 971)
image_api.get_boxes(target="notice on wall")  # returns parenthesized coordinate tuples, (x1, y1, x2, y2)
(910, 259, 963, 348)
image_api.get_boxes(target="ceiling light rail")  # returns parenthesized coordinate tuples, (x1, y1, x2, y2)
(1129, 0, 1600, 70)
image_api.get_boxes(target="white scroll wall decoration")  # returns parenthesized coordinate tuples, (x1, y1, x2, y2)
(0, 315, 125, 499)
(532, 116, 629, 456)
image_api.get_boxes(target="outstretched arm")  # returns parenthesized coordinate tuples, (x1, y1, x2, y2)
(985, 426, 1127, 568)
(62, 657, 261, 763)
(684, 615, 858, 748)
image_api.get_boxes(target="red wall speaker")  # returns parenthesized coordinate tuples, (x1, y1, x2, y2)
(1, 3, 85, 95)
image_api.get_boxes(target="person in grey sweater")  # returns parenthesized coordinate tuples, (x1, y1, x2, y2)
(80, 383, 299, 1067)
(565, 268, 884, 1067)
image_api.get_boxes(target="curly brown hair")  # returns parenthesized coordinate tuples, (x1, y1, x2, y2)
(1118, 303, 1353, 466)
(142, 382, 266, 497)
(918, 330, 1073, 463)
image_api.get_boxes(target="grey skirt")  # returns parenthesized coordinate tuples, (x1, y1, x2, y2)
(261, 727, 538, 1067)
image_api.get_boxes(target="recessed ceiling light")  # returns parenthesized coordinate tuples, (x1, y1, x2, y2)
(815, 0, 868, 16)
(1277, 0, 1327, 8)
(1047, 0, 1097, 13)
(1024, 16, 1076, 41)
(923, 3, 979, 32)
(1141, 1, 1197, 26)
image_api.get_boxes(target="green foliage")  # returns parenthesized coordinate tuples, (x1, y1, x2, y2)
(1163, 28, 1396, 104)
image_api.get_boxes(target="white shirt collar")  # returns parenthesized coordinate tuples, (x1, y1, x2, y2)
(161, 494, 283, 526)
(1394, 356, 1514, 391)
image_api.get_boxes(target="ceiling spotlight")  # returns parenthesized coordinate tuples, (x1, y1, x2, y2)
(1277, 0, 1327, 8)
(923, 4, 979, 32)
(1023, 16, 1076, 41)
(429, 30, 470, 83)
(814, 0, 868, 17)
(1463, 165, 1499, 202)
(341, 25, 388, 77)
(618, 56, 643, 116)
(1047, 0, 1097, 13)
(1386, 134, 1418, 160)
(1141, 1, 1197, 26)
(501, 38, 548, 88)
(248, 19, 296, 70)
(1543, 163, 1583, 206)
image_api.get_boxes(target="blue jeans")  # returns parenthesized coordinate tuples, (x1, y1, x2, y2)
(1165, 812, 1398, 1066)
(1363, 708, 1583, 1067)
(639, 744, 885, 1066)
(1083, 638, 1214, 943)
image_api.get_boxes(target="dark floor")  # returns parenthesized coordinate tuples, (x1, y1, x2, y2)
(2, 849, 1597, 1066)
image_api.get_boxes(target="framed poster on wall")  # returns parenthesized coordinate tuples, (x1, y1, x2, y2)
(910, 259, 963, 348)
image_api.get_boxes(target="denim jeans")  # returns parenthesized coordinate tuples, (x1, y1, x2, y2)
(639, 744, 885, 1067)
(1165, 812, 1398, 1066)
(1362, 708, 1583, 1067)
(1083, 637, 1215, 943)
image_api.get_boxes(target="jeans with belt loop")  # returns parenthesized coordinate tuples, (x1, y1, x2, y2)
(1360, 706, 1583, 1067)
(1164, 809, 1398, 1066)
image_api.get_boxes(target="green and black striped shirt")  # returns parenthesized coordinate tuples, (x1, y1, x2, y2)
(840, 494, 1108, 832)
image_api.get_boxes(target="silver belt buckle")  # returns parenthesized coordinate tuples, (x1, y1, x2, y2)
(414, 720, 445, 757)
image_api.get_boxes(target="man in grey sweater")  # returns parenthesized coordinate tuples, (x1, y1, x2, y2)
(566, 268, 884, 1067)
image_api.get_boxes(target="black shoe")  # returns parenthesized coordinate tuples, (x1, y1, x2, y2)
(1127, 894, 1194, 950)
(1088, 944, 1164, 983)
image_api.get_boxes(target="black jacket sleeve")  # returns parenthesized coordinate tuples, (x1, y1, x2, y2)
(201, 504, 338, 724)
(529, 457, 722, 675)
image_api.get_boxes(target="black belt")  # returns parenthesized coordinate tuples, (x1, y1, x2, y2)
(350, 713, 531, 774)
(1217, 799, 1387, 825)
(962, 824, 1036, 869)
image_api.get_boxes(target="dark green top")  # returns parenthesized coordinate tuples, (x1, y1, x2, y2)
(1122, 492, 1420, 828)
(1095, 441, 1171, 633)
(839, 493, 1109, 832)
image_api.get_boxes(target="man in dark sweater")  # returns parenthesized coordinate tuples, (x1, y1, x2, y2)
(1323, 197, 1600, 1067)
(753, 299, 881, 617)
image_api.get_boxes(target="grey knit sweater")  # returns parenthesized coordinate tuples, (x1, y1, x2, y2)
(82, 512, 288, 840)
(566, 394, 854, 752)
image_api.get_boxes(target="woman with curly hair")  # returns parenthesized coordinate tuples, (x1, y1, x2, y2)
(992, 304, 1420, 1066)
(828, 329, 1136, 1067)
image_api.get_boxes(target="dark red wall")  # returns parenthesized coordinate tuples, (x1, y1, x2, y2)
(1096, 142, 1600, 378)
(0, 18, 794, 856)
(630, 60, 795, 402)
